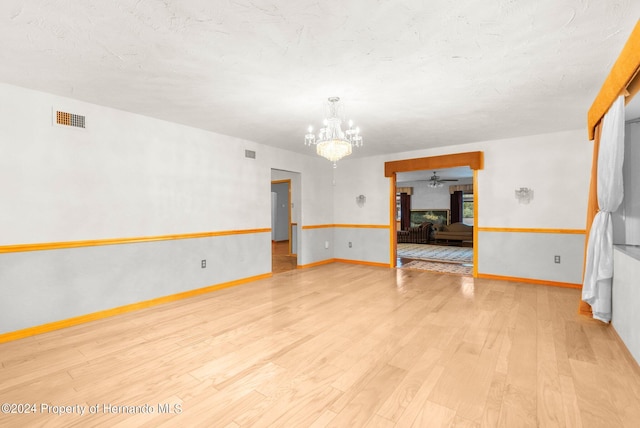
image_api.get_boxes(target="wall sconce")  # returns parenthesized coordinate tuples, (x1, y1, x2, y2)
(515, 187, 533, 204)
(356, 194, 366, 207)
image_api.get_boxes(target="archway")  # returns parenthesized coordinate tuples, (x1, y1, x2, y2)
(384, 151, 484, 276)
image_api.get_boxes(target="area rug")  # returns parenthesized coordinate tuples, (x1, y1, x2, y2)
(397, 243, 472, 263)
(401, 260, 473, 276)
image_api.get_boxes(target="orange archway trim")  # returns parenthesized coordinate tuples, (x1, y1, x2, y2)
(384, 151, 483, 271)
(384, 151, 483, 177)
(587, 20, 640, 140)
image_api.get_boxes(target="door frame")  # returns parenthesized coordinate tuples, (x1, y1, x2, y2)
(384, 151, 484, 276)
(271, 179, 292, 254)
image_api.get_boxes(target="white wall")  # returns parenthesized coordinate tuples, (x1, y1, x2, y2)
(613, 121, 640, 245)
(333, 129, 593, 283)
(0, 83, 268, 243)
(330, 156, 391, 265)
(477, 131, 592, 229)
(333, 156, 389, 226)
(0, 82, 334, 246)
(0, 82, 334, 334)
(612, 247, 640, 366)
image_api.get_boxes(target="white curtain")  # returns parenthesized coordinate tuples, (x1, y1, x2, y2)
(582, 96, 625, 323)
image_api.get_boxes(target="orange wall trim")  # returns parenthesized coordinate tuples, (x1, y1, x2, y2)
(301, 224, 389, 230)
(0, 228, 272, 254)
(389, 175, 397, 268)
(473, 169, 479, 278)
(477, 273, 582, 289)
(0, 272, 272, 344)
(298, 258, 389, 269)
(334, 258, 389, 268)
(477, 227, 586, 235)
(588, 20, 640, 140)
(384, 151, 484, 176)
(297, 259, 336, 269)
(333, 224, 389, 229)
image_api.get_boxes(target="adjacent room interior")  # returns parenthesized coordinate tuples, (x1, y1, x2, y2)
(396, 167, 474, 276)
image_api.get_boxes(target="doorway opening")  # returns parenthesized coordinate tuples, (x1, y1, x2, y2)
(395, 167, 474, 275)
(271, 169, 301, 273)
(385, 152, 483, 277)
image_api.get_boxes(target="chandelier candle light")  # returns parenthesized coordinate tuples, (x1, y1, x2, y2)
(304, 97, 363, 168)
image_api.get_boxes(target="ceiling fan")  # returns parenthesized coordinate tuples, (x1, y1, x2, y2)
(424, 171, 458, 188)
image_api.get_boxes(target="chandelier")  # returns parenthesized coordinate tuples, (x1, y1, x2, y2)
(304, 97, 363, 167)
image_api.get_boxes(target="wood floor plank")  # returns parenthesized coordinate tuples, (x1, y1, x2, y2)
(365, 414, 396, 428)
(569, 359, 625, 428)
(1, 263, 639, 427)
(394, 365, 446, 426)
(411, 400, 457, 427)
(377, 346, 443, 422)
(455, 343, 501, 423)
(327, 364, 407, 427)
(453, 415, 481, 428)
(559, 374, 584, 428)
(480, 371, 506, 428)
(537, 318, 566, 427)
(565, 321, 598, 363)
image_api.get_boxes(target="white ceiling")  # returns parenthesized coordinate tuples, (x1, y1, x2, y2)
(1, 1, 638, 158)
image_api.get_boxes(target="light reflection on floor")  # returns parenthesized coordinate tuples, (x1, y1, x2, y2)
(395, 264, 476, 299)
(460, 276, 475, 299)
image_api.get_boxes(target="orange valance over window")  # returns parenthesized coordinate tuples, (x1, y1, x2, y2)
(587, 20, 640, 140)
(581, 20, 640, 317)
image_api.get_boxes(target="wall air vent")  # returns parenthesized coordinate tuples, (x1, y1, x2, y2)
(245, 149, 256, 159)
(54, 109, 86, 129)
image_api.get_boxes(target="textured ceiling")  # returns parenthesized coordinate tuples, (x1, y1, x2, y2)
(1, 1, 638, 158)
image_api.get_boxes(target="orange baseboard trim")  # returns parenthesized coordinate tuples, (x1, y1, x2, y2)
(477, 273, 581, 289)
(298, 258, 389, 269)
(477, 227, 586, 235)
(334, 258, 389, 268)
(0, 272, 272, 344)
(301, 224, 389, 230)
(333, 224, 389, 229)
(297, 259, 336, 269)
(0, 228, 272, 254)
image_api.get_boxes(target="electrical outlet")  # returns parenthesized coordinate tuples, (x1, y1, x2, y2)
(201, 259, 206, 268)
(348, 242, 352, 248)
(554, 255, 561, 264)
(324, 241, 329, 249)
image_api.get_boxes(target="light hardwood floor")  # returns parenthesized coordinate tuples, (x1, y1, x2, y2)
(272, 240, 296, 274)
(1, 264, 639, 427)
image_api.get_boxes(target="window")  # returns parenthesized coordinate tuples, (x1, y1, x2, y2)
(462, 193, 474, 226)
